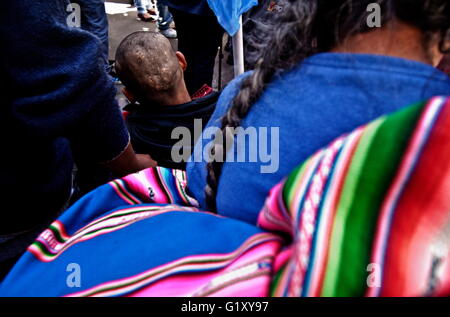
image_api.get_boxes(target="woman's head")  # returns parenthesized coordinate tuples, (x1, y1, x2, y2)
(205, 0, 450, 211)
(246, 0, 450, 66)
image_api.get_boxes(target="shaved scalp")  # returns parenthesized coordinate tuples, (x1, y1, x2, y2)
(115, 31, 181, 102)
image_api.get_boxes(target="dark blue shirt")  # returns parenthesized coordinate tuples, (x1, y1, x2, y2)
(0, 0, 129, 233)
(187, 53, 450, 224)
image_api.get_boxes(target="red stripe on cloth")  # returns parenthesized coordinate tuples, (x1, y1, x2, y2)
(380, 99, 450, 296)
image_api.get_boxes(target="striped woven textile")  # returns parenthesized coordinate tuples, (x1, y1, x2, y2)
(1, 97, 449, 297)
(0, 167, 282, 297)
(261, 96, 450, 297)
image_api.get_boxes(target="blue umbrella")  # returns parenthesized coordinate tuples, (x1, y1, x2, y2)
(206, 0, 258, 35)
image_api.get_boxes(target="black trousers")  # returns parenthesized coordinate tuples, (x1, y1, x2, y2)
(170, 8, 224, 94)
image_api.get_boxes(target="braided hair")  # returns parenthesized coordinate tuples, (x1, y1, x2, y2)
(205, 0, 450, 211)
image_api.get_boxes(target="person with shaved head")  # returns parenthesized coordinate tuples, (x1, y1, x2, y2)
(115, 31, 219, 169)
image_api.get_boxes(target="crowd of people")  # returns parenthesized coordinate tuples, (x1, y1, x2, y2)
(0, 0, 449, 296)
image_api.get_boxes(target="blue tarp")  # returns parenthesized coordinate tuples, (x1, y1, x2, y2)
(206, 0, 258, 35)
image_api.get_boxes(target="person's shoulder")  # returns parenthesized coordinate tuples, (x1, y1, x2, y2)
(215, 72, 250, 109)
(220, 71, 253, 99)
(202, 72, 253, 128)
(196, 90, 221, 103)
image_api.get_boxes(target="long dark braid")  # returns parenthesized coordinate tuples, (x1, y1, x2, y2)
(205, 0, 321, 211)
(205, 0, 450, 212)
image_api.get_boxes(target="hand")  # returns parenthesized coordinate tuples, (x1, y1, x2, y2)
(104, 143, 157, 177)
(136, 154, 158, 169)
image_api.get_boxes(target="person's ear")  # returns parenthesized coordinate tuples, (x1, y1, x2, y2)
(122, 87, 136, 103)
(176, 51, 188, 71)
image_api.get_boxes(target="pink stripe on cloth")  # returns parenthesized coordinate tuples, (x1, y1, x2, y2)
(121, 168, 171, 204)
(307, 130, 363, 297)
(110, 180, 141, 205)
(121, 168, 199, 207)
(258, 183, 292, 234)
(288, 139, 343, 297)
(127, 240, 281, 297)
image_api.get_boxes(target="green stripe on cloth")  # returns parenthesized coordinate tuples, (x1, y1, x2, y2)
(333, 102, 425, 296)
(283, 163, 308, 209)
(321, 118, 383, 296)
(270, 263, 287, 296)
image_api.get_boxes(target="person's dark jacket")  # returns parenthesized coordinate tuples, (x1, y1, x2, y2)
(125, 92, 219, 170)
(0, 0, 130, 234)
(159, 0, 213, 16)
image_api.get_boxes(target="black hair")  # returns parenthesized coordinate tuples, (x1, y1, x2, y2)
(205, 0, 450, 211)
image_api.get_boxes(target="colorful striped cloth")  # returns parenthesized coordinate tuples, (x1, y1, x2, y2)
(0, 168, 281, 297)
(1, 97, 449, 297)
(261, 96, 450, 297)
